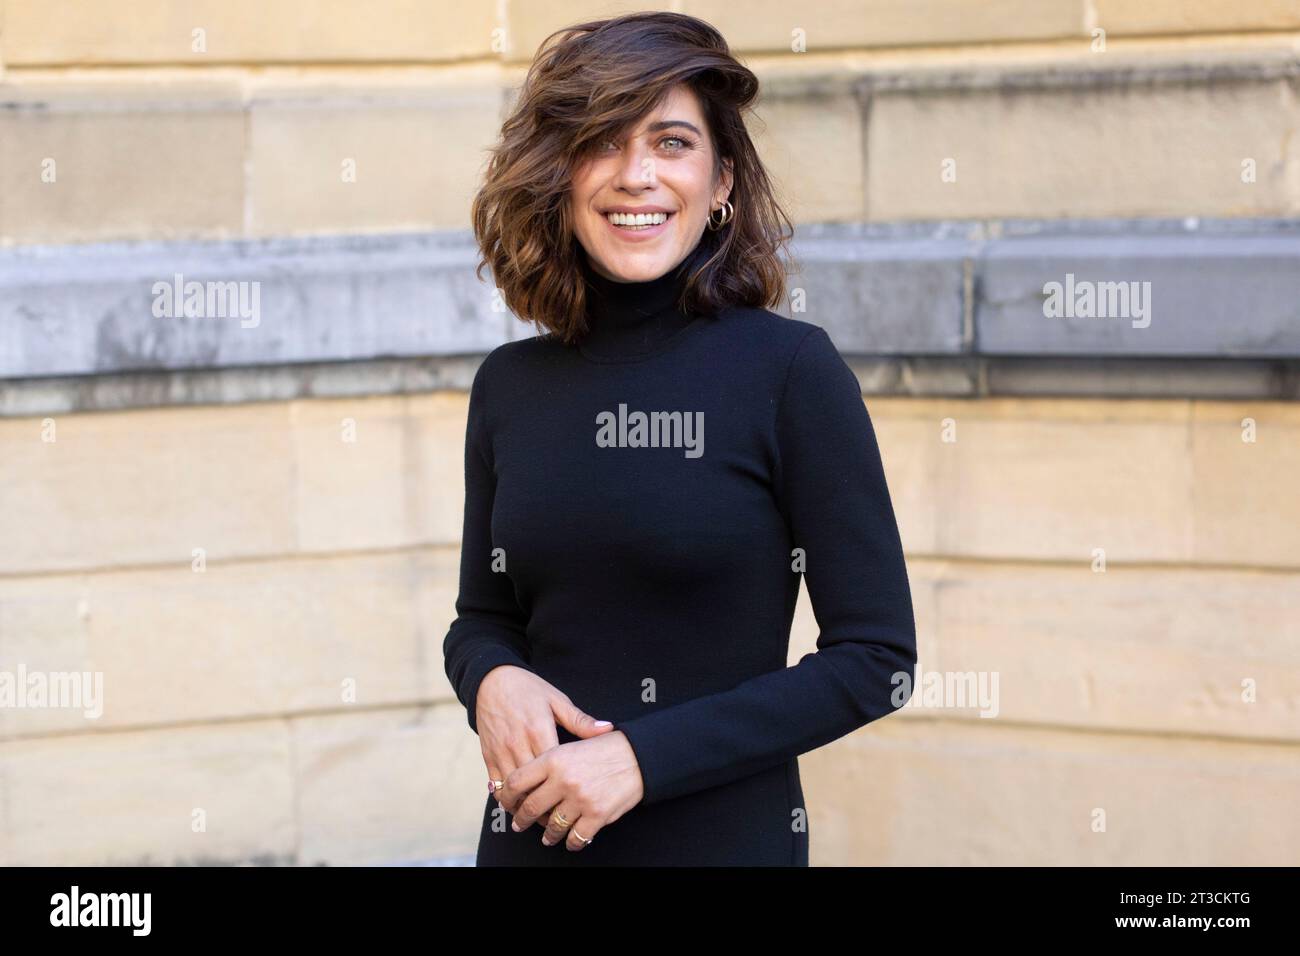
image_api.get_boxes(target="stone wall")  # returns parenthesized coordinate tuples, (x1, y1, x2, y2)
(1, 1, 1297, 865)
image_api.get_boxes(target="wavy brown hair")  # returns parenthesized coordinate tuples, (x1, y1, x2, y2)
(471, 11, 795, 344)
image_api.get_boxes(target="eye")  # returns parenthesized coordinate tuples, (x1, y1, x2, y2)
(660, 135, 695, 151)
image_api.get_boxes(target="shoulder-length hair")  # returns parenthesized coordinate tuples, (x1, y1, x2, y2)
(471, 11, 795, 344)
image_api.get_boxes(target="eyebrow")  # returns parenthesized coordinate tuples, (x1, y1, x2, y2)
(645, 120, 702, 137)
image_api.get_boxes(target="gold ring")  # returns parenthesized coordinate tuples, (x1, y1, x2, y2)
(549, 809, 570, 828)
(489, 779, 504, 793)
(572, 828, 592, 845)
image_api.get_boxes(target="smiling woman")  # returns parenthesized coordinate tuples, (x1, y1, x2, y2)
(570, 90, 729, 281)
(470, 11, 791, 343)
(447, 11, 918, 866)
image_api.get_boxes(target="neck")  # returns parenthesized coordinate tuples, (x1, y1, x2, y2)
(577, 250, 699, 360)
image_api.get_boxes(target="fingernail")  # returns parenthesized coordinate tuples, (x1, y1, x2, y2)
(594, 720, 612, 726)
(511, 821, 521, 832)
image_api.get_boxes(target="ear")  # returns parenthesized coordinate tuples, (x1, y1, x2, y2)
(716, 157, 734, 205)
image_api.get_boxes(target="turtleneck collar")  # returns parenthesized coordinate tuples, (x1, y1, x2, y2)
(577, 248, 701, 362)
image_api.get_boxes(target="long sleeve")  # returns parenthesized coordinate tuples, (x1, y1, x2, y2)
(442, 353, 537, 735)
(614, 325, 918, 806)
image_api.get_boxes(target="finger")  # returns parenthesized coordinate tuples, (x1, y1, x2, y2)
(511, 776, 563, 833)
(554, 699, 614, 739)
(565, 813, 603, 852)
(500, 748, 547, 813)
(499, 727, 562, 813)
(484, 753, 512, 799)
(540, 799, 579, 847)
(498, 753, 552, 821)
(483, 739, 519, 805)
(495, 757, 541, 815)
(497, 779, 534, 815)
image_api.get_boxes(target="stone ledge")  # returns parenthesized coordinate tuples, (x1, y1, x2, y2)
(1, 218, 1298, 411)
(3, 354, 1297, 418)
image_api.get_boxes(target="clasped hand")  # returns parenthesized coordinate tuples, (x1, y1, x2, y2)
(476, 665, 645, 852)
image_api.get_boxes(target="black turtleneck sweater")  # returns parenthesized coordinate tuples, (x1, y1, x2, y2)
(443, 245, 917, 866)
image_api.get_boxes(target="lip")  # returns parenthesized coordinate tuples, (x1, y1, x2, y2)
(601, 209, 675, 241)
(602, 205, 675, 215)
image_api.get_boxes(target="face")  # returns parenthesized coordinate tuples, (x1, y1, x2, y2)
(569, 84, 734, 283)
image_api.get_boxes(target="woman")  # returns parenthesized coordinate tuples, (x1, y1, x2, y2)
(444, 11, 917, 866)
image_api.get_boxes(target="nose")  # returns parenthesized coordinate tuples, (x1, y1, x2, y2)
(611, 137, 657, 192)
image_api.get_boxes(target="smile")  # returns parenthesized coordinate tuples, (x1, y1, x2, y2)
(602, 210, 675, 239)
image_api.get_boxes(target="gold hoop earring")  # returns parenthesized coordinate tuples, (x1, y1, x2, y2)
(707, 199, 734, 231)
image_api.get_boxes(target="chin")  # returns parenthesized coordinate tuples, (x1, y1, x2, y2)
(595, 249, 675, 281)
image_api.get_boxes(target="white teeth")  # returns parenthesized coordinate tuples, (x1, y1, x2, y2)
(606, 211, 670, 228)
